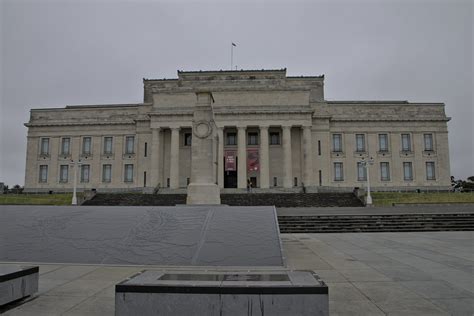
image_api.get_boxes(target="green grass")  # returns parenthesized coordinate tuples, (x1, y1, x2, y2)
(372, 192, 474, 206)
(0, 194, 74, 205)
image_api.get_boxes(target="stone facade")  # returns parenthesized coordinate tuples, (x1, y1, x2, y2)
(24, 69, 451, 193)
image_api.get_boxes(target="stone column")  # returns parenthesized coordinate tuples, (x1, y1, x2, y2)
(217, 127, 224, 188)
(150, 127, 161, 188)
(170, 127, 180, 189)
(259, 126, 270, 189)
(282, 125, 293, 188)
(237, 126, 247, 189)
(302, 125, 314, 187)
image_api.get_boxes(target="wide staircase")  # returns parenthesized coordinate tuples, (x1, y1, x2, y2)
(82, 193, 187, 206)
(278, 213, 474, 233)
(83, 192, 363, 207)
(221, 193, 363, 207)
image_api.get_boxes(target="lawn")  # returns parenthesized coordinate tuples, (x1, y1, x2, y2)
(371, 192, 474, 206)
(0, 194, 73, 205)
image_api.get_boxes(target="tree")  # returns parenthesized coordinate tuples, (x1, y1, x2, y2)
(11, 184, 23, 194)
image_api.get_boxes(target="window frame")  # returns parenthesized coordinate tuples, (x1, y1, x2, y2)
(39, 165, 48, 183)
(403, 162, 413, 181)
(102, 164, 112, 183)
(357, 162, 367, 181)
(378, 134, 389, 152)
(124, 164, 134, 183)
(426, 161, 436, 180)
(59, 165, 69, 183)
(334, 162, 344, 181)
(226, 132, 237, 146)
(424, 133, 434, 151)
(40, 138, 50, 155)
(247, 132, 259, 146)
(103, 136, 113, 155)
(184, 133, 192, 146)
(125, 136, 135, 154)
(380, 162, 390, 181)
(269, 132, 281, 145)
(60, 137, 71, 156)
(80, 164, 90, 183)
(401, 134, 412, 152)
(332, 134, 343, 152)
(355, 134, 366, 152)
(82, 137, 92, 155)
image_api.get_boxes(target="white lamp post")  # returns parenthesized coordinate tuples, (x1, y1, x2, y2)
(70, 159, 82, 205)
(361, 156, 375, 206)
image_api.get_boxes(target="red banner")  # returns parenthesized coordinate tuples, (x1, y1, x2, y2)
(225, 150, 236, 171)
(247, 149, 259, 172)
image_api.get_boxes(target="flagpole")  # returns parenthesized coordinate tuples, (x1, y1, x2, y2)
(231, 43, 233, 70)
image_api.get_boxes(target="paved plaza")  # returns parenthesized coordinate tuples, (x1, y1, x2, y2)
(1, 231, 473, 315)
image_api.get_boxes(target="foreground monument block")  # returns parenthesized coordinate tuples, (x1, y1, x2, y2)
(187, 92, 221, 205)
(0, 265, 38, 306)
(115, 270, 328, 316)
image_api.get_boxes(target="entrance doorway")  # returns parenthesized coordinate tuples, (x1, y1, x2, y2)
(224, 171, 237, 188)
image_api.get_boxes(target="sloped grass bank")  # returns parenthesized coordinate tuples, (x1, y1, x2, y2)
(372, 192, 474, 206)
(0, 194, 73, 205)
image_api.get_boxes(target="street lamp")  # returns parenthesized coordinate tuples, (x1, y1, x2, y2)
(70, 159, 82, 205)
(360, 156, 375, 206)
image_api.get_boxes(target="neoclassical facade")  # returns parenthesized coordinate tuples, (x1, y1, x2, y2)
(24, 69, 451, 193)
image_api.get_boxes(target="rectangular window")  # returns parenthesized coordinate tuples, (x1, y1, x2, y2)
(355, 134, 366, 152)
(144, 171, 147, 187)
(426, 162, 436, 180)
(273, 177, 278, 187)
(82, 137, 92, 155)
(103, 137, 113, 155)
(380, 162, 390, 181)
(187, 177, 190, 185)
(59, 165, 69, 183)
(124, 164, 134, 182)
(357, 162, 367, 181)
(39, 165, 48, 183)
(167, 178, 170, 187)
(334, 162, 344, 181)
(125, 136, 135, 154)
(61, 138, 71, 155)
(424, 134, 434, 151)
(102, 164, 112, 182)
(332, 134, 342, 152)
(184, 133, 192, 146)
(294, 177, 298, 187)
(144, 142, 148, 157)
(318, 140, 321, 156)
(81, 164, 90, 183)
(270, 132, 280, 145)
(378, 134, 389, 152)
(226, 133, 237, 145)
(247, 132, 258, 145)
(401, 134, 411, 152)
(319, 170, 322, 186)
(403, 162, 413, 181)
(40, 138, 50, 155)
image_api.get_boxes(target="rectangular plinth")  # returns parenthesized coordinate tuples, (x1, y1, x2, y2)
(115, 270, 328, 316)
(0, 265, 39, 306)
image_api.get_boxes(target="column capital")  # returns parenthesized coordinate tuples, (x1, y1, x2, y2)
(237, 125, 247, 130)
(302, 125, 312, 130)
(170, 126, 181, 131)
(151, 127, 161, 131)
(259, 125, 270, 130)
(281, 125, 292, 130)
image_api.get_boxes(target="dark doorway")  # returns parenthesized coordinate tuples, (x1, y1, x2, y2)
(224, 171, 237, 188)
(250, 177, 257, 188)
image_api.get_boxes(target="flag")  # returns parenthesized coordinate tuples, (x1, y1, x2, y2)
(232, 42, 237, 47)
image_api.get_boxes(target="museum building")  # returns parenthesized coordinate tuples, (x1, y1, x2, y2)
(24, 69, 451, 193)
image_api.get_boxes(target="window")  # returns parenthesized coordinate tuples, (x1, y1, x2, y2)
(81, 164, 90, 183)
(124, 164, 134, 182)
(39, 165, 48, 183)
(424, 134, 434, 151)
(125, 136, 135, 154)
(273, 177, 278, 187)
(59, 165, 69, 183)
(187, 177, 190, 185)
(102, 164, 112, 182)
(248, 132, 258, 145)
(294, 177, 298, 187)
(319, 170, 322, 186)
(355, 134, 366, 152)
(143, 172, 147, 187)
(426, 162, 436, 180)
(184, 133, 192, 146)
(334, 162, 344, 181)
(380, 162, 390, 181)
(226, 133, 237, 145)
(318, 140, 321, 156)
(144, 142, 148, 157)
(332, 134, 342, 152)
(82, 137, 92, 155)
(103, 137, 113, 155)
(403, 162, 413, 181)
(167, 178, 170, 187)
(357, 162, 367, 181)
(270, 132, 280, 145)
(378, 134, 389, 152)
(61, 138, 70, 155)
(401, 134, 411, 152)
(40, 138, 50, 155)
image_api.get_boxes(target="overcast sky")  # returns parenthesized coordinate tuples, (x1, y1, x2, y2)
(1, 0, 472, 186)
